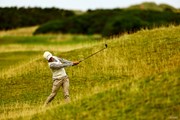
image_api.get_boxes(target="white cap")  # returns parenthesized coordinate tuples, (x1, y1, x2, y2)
(43, 51, 52, 60)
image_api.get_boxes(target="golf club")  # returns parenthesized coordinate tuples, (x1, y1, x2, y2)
(79, 44, 108, 63)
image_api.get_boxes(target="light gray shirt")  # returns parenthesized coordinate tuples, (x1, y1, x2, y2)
(48, 56, 73, 80)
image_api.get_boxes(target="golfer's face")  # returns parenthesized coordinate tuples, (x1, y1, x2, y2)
(49, 57, 54, 62)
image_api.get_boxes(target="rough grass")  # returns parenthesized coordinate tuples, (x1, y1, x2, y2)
(0, 26, 38, 37)
(0, 25, 180, 120)
(0, 35, 101, 53)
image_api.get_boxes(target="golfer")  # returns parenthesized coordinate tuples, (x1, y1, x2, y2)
(43, 51, 79, 106)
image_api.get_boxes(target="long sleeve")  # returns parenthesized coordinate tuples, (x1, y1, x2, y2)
(58, 58, 73, 64)
(49, 62, 73, 69)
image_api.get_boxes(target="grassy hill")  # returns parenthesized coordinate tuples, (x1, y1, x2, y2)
(128, 2, 176, 11)
(0, 26, 180, 120)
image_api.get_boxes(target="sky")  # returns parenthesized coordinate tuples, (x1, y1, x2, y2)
(0, 0, 180, 11)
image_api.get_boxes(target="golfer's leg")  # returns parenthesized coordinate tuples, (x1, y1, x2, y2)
(63, 77, 70, 103)
(44, 80, 61, 106)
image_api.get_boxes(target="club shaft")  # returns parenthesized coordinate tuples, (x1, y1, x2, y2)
(80, 47, 106, 62)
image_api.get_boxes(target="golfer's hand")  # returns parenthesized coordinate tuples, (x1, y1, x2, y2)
(73, 61, 80, 66)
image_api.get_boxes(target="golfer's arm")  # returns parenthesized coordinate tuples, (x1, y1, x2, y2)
(50, 62, 73, 69)
(58, 58, 72, 64)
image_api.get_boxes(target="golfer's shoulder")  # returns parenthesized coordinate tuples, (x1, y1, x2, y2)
(48, 62, 59, 69)
(48, 62, 54, 66)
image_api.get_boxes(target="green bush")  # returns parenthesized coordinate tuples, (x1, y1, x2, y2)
(0, 7, 75, 30)
(102, 15, 149, 37)
(34, 20, 65, 34)
(34, 9, 180, 37)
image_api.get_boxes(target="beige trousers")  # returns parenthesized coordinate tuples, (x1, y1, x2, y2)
(44, 76, 70, 106)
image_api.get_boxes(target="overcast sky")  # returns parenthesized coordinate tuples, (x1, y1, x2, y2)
(0, 0, 179, 11)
